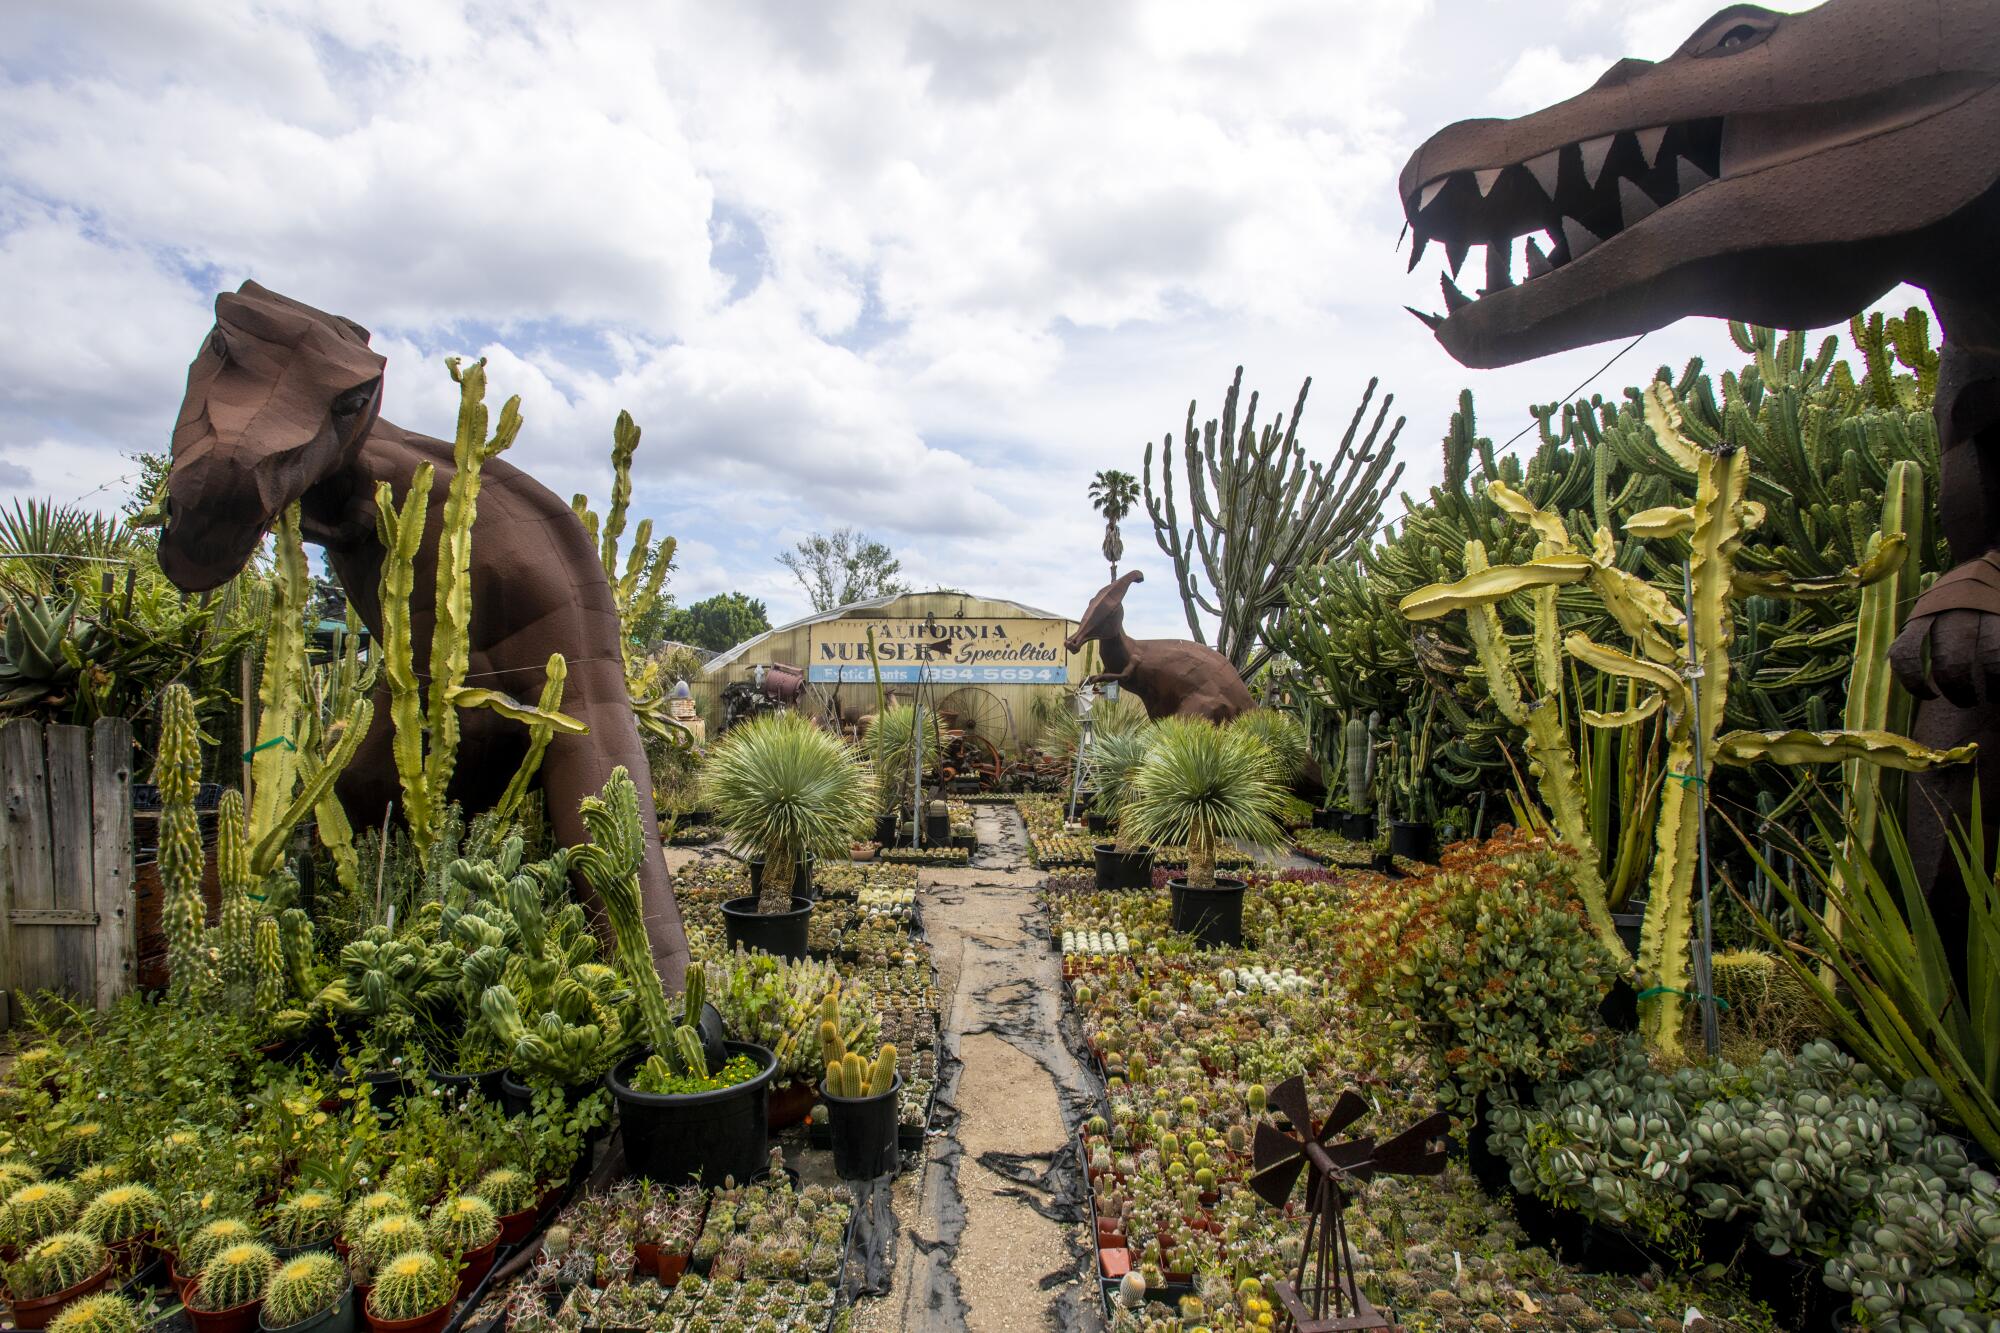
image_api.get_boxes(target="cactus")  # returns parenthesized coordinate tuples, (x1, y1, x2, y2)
(180, 1218, 256, 1276)
(5, 1181, 79, 1247)
(1342, 716, 1369, 812)
(260, 1254, 347, 1329)
(269, 1190, 339, 1249)
(1117, 1269, 1147, 1310)
(570, 410, 675, 685)
(367, 1251, 453, 1323)
(470, 1170, 534, 1219)
(252, 917, 284, 1013)
(9, 1232, 107, 1299)
(356, 1215, 426, 1272)
(341, 1192, 411, 1245)
(574, 769, 678, 1055)
(192, 1241, 276, 1312)
(276, 909, 317, 1005)
(215, 788, 256, 990)
(46, 1293, 139, 1333)
(424, 1197, 497, 1256)
(155, 685, 211, 998)
(76, 1185, 160, 1246)
(866, 1044, 897, 1097)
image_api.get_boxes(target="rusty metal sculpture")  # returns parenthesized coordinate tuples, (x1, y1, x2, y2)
(159, 281, 689, 984)
(1248, 1076, 1450, 1330)
(1398, 0, 2000, 939)
(1065, 571, 1253, 723)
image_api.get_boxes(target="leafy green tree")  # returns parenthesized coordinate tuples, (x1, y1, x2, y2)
(660, 592, 771, 652)
(777, 528, 907, 612)
(1088, 469, 1140, 579)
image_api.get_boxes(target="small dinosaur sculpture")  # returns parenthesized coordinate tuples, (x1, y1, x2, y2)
(1398, 0, 1998, 948)
(158, 281, 690, 986)
(1065, 572, 1253, 723)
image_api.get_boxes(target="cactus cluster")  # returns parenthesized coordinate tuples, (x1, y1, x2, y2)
(820, 996, 896, 1098)
(154, 684, 213, 998)
(7, 1231, 107, 1299)
(76, 1184, 160, 1246)
(180, 1217, 257, 1276)
(367, 1250, 454, 1323)
(192, 1241, 276, 1312)
(341, 1191, 411, 1244)
(45, 1293, 139, 1333)
(471, 1169, 535, 1219)
(425, 1196, 498, 1256)
(356, 1214, 427, 1272)
(260, 1253, 348, 1329)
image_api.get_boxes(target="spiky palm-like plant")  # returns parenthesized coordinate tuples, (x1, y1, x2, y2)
(867, 703, 940, 820)
(1228, 708, 1310, 788)
(1088, 726, 1155, 850)
(1123, 718, 1287, 887)
(701, 711, 874, 912)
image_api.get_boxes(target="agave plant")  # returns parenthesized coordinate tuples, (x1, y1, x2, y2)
(1123, 718, 1287, 887)
(701, 711, 874, 912)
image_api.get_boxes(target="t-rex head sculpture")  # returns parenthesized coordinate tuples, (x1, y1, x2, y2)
(1399, 0, 2000, 369)
(1065, 570, 1143, 653)
(160, 281, 386, 591)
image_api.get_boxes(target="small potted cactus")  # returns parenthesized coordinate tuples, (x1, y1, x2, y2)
(351, 1216, 425, 1299)
(4, 1181, 81, 1254)
(187, 1240, 278, 1333)
(269, 1190, 340, 1257)
(818, 1015, 901, 1182)
(172, 1218, 259, 1302)
(45, 1292, 140, 1333)
(470, 1170, 538, 1246)
(424, 1197, 499, 1298)
(76, 1185, 161, 1269)
(336, 1193, 410, 1261)
(363, 1250, 455, 1333)
(3, 1231, 113, 1329)
(258, 1253, 354, 1333)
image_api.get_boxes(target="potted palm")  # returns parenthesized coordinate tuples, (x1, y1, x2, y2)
(704, 712, 874, 960)
(868, 704, 939, 850)
(1088, 727, 1156, 891)
(1124, 718, 1286, 948)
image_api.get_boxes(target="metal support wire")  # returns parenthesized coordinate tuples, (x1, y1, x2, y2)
(1682, 560, 1721, 1060)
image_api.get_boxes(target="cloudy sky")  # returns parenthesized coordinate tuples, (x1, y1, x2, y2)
(2, 0, 1908, 638)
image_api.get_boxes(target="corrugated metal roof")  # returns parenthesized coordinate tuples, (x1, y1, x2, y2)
(703, 588, 1067, 674)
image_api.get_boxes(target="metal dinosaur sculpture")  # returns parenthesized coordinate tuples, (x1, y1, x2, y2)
(159, 281, 690, 986)
(1398, 0, 1999, 946)
(1066, 571, 1254, 723)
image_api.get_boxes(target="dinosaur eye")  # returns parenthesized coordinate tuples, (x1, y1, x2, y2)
(333, 384, 375, 415)
(1689, 8, 1777, 57)
(207, 329, 227, 358)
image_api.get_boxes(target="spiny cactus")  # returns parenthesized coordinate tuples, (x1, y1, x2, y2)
(0, 1161, 41, 1196)
(76, 1184, 160, 1246)
(46, 1293, 139, 1333)
(215, 789, 256, 991)
(180, 1218, 256, 1276)
(261, 1253, 347, 1329)
(367, 1251, 453, 1322)
(340, 1191, 410, 1245)
(269, 1190, 340, 1249)
(356, 1214, 426, 1271)
(574, 769, 677, 1057)
(5, 1180, 79, 1247)
(825, 1044, 897, 1099)
(252, 916, 284, 1014)
(10, 1231, 107, 1298)
(192, 1241, 276, 1312)
(425, 1197, 497, 1256)
(276, 909, 317, 1005)
(470, 1170, 534, 1219)
(155, 684, 211, 998)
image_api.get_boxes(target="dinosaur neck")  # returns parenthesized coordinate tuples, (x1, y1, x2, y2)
(1096, 623, 1136, 674)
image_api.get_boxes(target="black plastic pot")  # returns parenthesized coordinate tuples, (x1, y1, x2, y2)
(1388, 820, 1436, 863)
(259, 1283, 356, 1333)
(1740, 1244, 1845, 1331)
(1310, 807, 1336, 830)
(873, 814, 899, 847)
(1611, 907, 1646, 959)
(431, 1067, 505, 1106)
(362, 1069, 412, 1113)
(1093, 844, 1155, 891)
(924, 811, 952, 846)
(821, 1072, 902, 1181)
(1083, 811, 1110, 834)
(747, 856, 817, 904)
(722, 894, 813, 960)
(1341, 811, 1376, 841)
(499, 1071, 604, 1122)
(609, 1042, 777, 1186)
(1167, 876, 1247, 948)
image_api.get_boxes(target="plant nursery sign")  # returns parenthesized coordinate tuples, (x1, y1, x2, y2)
(807, 617, 1071, 684)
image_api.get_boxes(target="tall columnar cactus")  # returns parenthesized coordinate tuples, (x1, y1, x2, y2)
(252, 918, 284, 1013)
(277, 909, 317, 1004)
(154, 685, 211, 998)
(215, 789, 256, 991)
(571, 411, 674, 677)
(1401, 381, 1971, 1056)
(1342, 716, 1370, 812)
(1144, 366, 1406, 674)
(374, 358, 582, 866)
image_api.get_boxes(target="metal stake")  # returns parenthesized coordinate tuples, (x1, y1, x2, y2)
(1682, 560, 1720, 1060)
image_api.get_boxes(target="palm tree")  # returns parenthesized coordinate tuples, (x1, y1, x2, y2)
(1088, 470, 1140, 579)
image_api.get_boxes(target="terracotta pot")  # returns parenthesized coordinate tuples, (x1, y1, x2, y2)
(362, 1299, 453, 1333)
(766, 1079, 817, 1133)
(168, 1254, 198, 1301)
(8, 1262, 113, 1330)
(496, 1207, 538, 1246)
(454, 1239, 498, 1299)
(633, 1241, 661, 1276)
(1098, 1247, 1130, 1279)
(656, 1252, 688, 1288)
(186, 1295, 265, 1333)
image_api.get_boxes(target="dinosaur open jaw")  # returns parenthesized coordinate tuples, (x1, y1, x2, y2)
(1402, 116, 1726, 337)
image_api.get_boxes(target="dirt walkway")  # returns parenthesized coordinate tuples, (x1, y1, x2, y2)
(855, 804, 1101, 1332)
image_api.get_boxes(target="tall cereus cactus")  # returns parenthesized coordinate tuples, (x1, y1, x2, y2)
(253, 917, 284, 1014)
(155, 684, 213, 999)
(1342, 716, 1370, 813)
(214, 789, 257, 994)
(571, 411, 674, 679)
(373, 358, 583, 865)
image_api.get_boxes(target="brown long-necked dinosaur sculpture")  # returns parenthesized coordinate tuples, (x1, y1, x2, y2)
(1066, 572, 1253, 722)
(1398, 0, 1999, 953)
(159, 281, 690, 986)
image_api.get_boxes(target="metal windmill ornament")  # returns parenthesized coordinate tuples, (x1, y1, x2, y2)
(1247, 1076, 1449, 1331)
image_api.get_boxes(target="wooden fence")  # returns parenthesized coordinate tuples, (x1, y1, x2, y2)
(0, 717, 136, 1028)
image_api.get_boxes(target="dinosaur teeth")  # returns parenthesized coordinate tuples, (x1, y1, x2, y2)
(1440, 274, 1472, 313)
(1578, 134, 1617, 189)
(1407, 229, 1431, 273)
(1482, 239, 1514, 294)
(1676, 155, 1716, 195)
(1525, 236, 1554, 279)
(1523, 150, 1562, 201)
(1473, 167, 1505, 198)
(1445, 238, 1469, 279)
(1406, 306, 1443, 331)
(1617, 177, 1660, 228)
(1416, 177, 1450, 212)
(1561, 216, 1606, 260)
(1635, 125, 1669, 166)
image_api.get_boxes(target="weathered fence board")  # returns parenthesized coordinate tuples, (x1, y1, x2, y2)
(2, 719, 58, 1010)
(46, 724, 96, 1001)
(91, 719, 136, 1011)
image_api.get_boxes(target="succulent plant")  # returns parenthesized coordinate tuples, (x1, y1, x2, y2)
(269, 1189, 340, 1248)
(367, 1250, 454, 1322)
(8, 1231, 108, 1299)
(192, 1240, 277, 1311)
(0, 1160, 43, 1195)
(341, 1190, 411, 1243)
(181, 1218, 258, 1277)
(471, 1169, 534, 1217)
(261, 1253, 349, 1329)
(356, 1215, 427, 1271)
(77, 1184, 161, 1246)
(425, 1196, 498, 1256)
(46, 1293, 140, 1333)
(5, 1180, 80, 1247)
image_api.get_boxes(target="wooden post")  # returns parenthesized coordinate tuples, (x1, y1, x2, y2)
(0, 725, 10, 1032)
(91, 719, 136, 1010)
(45, 724, 97, 1001)
(1, 719, 56, 1007)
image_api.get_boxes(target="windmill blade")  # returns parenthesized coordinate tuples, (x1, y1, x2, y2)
(1267, 1075, 1314, 1137)
(1249, 1122, 1308, 1207)
(1316, 1089, 1369, 1144)
(1322, 1135, 1377, 1172)
(1252, 1119, 1306, 1173)
(1369, 1111, 1452, 1177)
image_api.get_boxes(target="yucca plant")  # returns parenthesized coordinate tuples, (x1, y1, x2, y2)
(47, 1292, 139, 1333)
(1229, 709, 1309, 789)
(1123, 717, 1287, 888)
(367, 1251, 453, 1322)
(261, 1253, 348, 1329)
(1087, 727, 1155, 850)
(193, 1241, 276, 1312)
(701, 711, 874, 912)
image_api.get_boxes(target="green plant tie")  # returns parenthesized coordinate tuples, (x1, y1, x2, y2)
(243, 735, 297, 761)
(1666, 771, 1706, 787)
(1635, 985, 1729, 1010)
